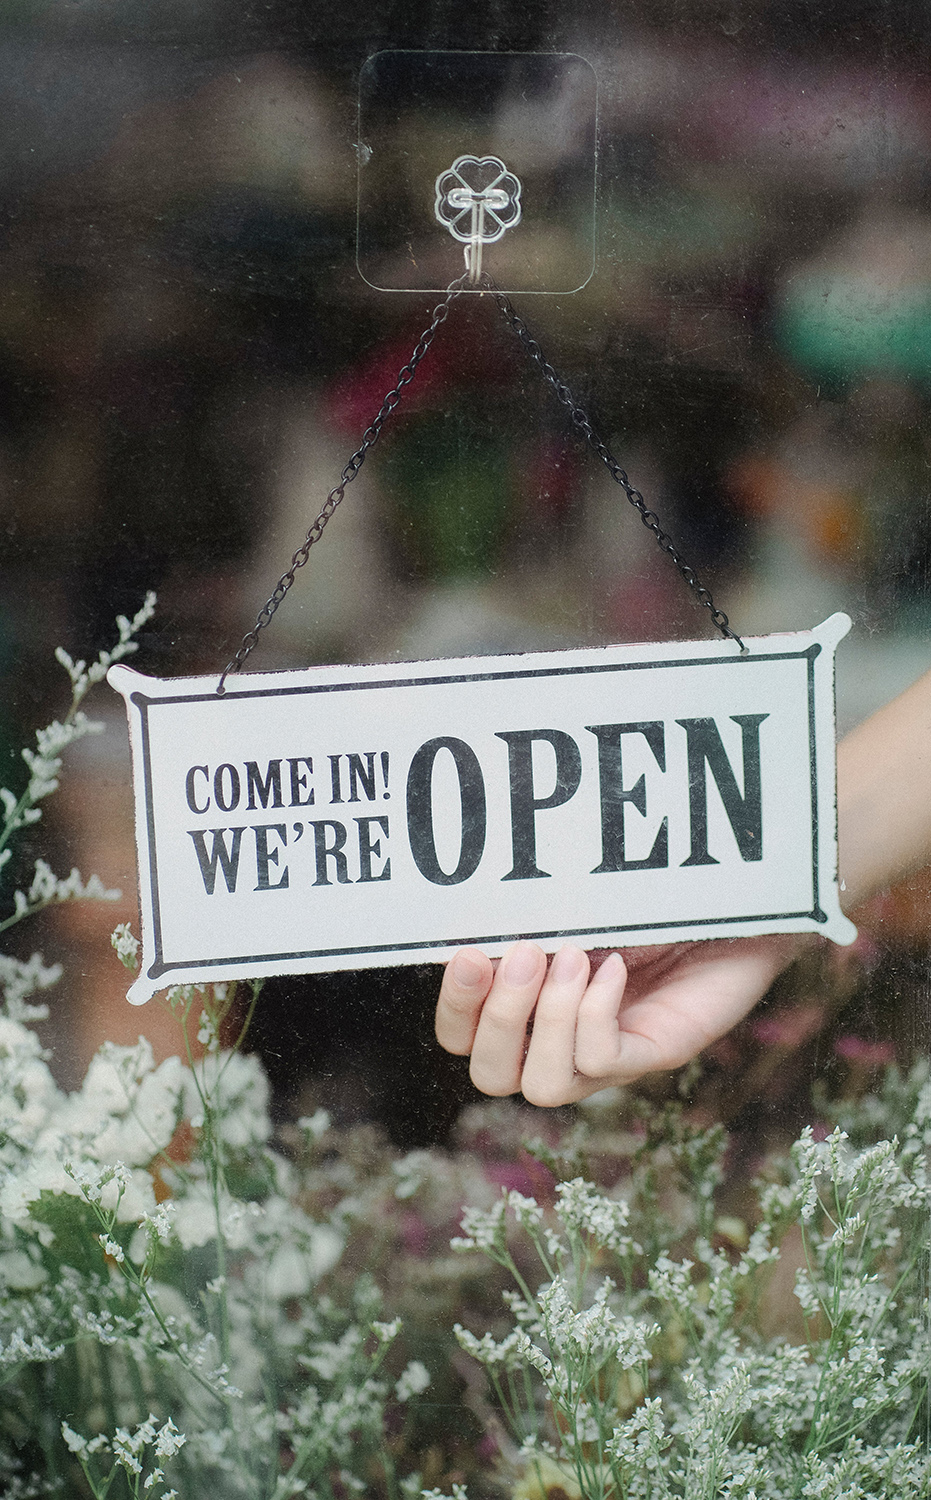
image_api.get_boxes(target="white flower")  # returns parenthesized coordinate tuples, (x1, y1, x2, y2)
(48, 1041, 186, 1171)
(454, 1325, 523, 1368)
(197, 1011, 219, 1052)
(0, 951, 61, 1021)
(61, 1422, 91, 1458)
(113, 1437, 143, 1474)
(298, 1108, 330, 1141)
(173, 1192, 219, 1250)
(555, 1177, 635, 1253)
(204, 1051, 271, 1148)
(93, 1056, 186, 1166)
(154, 1418, 186, 1459)
(142, 1201, 176, 1245)
(249, 1194, 343, 1294)
(264, 1244, 314, 1300)
(0, 1015, 60, 1144)
(1, 1330, 65, 1365)
(393, 1150, 432, 1200)
(111, 922, 140, 970)
(0, 1249, 48, 1290)
(1, 1154, 77, 1223)
(221, 1197, 263, 1250)
(507, 1190, 542, 1227)
(103, 1168, 156, 1224)
(395, 1360, 430, 1402)
(452, 1198, 506, 1252)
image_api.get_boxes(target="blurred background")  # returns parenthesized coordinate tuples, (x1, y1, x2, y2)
(3, 0, 931, 1141)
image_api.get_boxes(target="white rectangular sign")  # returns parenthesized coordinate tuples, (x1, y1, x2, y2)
(110, 613, 855, 1005)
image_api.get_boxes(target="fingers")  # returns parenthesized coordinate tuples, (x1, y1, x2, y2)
(438, 942, 628, 1106)
(519, 946, 592, 1106)
(438, 934, 802, 1110)
(466, 942, 547, 1096)
(574, 951, 633, 1078)
(582, 937, 800, 1082)
(435, 947, 495, 1055)
(575, 946, 709, 1082)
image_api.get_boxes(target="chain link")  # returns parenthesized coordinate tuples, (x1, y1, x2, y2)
(218, 273, 744, 690)
(217, 276, 469, 691)
(483, 275, 745, 652)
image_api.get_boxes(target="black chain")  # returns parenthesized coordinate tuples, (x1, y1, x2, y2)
(218, 276, 743, 691)
(217, 276, 469, 691)
(484, 275, 744, 651)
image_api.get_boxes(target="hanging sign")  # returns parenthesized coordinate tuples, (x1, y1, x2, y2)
(109, 613, 855, 1005)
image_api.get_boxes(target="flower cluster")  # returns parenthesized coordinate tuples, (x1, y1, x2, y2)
(0, 971, 433, 1499)
(0, 592, 155, 931)
(450, 1072, 931, 1499)
(62, 1414, 185, 1499)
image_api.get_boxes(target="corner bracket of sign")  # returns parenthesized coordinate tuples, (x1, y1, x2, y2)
(804, 611, 856, 950)
(811, 610, 851, 652)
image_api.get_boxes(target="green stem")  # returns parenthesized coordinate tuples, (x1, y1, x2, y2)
(0, 786, 36, 868)
(0, 890, 116, 936)
(33, 1363, 65, 1494)
(135, 1278, 229, 1408)
(95, 1338, 121, 1447)
(218, 978, 263, 1074)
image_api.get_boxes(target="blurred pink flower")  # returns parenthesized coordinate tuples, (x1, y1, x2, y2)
(834, 1036, 896, 1067)
(483, 1154, 556, 1205)
(847, 931, 881, 968)
(400, 1210, 429, 1258)
(751, 1004, 825, 1049)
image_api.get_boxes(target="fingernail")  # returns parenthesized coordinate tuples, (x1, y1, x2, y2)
(549, 945, 586, 982)
(451, 951, 485, 987)
(592, 951, 624, 984)
(501, 943, 541, 986)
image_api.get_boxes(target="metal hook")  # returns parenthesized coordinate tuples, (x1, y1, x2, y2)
(434, 155, 522, 284)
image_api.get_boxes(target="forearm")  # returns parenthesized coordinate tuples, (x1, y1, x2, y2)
(837, 667, 931, 911)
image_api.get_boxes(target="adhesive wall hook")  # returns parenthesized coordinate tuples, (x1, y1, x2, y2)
(434, 155, 522, 283)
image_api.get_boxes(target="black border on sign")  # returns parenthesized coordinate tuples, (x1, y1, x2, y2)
(133, 645, 825, 980)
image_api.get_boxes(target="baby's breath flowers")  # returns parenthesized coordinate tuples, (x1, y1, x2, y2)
(0, 592, 155, 933)
(1, 960, 418, 1497)
(449, 1076, 931, 1499)
(112, 920, 141, 971)
(62, 1414, 185, 1499)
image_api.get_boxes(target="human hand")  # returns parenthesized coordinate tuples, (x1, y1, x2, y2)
(435, 935, 808, 1106)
